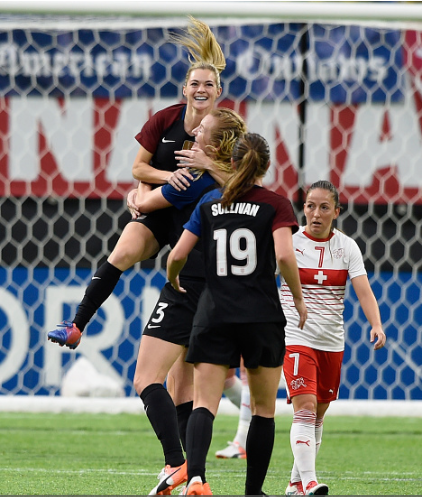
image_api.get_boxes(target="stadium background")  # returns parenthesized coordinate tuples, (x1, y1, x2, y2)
(0, 2, 421, 406)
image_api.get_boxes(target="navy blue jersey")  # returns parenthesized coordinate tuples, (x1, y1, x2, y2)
(135, 103, 194, 172)
(184, 185, 299, 324)
(162, 171, 217, 209)
(163, 171, 218, 279)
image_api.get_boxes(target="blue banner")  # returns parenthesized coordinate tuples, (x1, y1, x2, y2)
(0, 267, 420, 399)
(0, 22, 404, 102)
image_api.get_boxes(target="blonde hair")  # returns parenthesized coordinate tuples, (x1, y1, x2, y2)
(221, 133, 270, 208)
(204, 108, 247, 176)
(171, 16, 226, 89)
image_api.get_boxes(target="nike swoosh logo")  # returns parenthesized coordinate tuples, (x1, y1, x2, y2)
(156, 466, 182, 492)
(92, 276, 101, 280)
(147, 324, 161, 329)
(162, 138, 176, 143)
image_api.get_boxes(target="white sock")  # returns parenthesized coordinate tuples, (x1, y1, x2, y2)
(290, 409, 317, 490)
(290, 415, 324, 484)
(223, 374, 242, 409)
(290, 461, 301, 485)
(233, 383, 251, 448)
(315, 416, 324, 456)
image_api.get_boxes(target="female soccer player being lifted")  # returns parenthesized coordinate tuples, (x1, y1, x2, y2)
(281, 180, 386, 496)
(167, 133, 307, 495)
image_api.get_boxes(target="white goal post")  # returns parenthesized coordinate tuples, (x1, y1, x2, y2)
(0, 2, 421, 414)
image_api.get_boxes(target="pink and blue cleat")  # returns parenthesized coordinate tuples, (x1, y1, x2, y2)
(48, 321, 82, 349)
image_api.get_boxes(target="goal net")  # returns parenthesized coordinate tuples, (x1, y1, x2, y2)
(0, 10, 421, 401)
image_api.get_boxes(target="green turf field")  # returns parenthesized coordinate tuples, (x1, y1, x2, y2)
(0, 411, 421, 495)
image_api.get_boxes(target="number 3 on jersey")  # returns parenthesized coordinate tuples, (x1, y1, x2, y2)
(214, 228, 257, 276)
(151, 302, 168, 324)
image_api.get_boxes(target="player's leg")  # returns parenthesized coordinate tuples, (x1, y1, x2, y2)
(284, 346, 329, 496)
(134, 335, 188, 495)
(47, 221, 159, 348)
(184, 362, 227, 495)
(238, 321, 285, 496)
(222, 367, 242, 408)
(314, 402, 330, 472)
(139, 280, 201, 495)
(302, 350, 342, 494)
(216, 360, 250, 459)
(166, 349, 194, 453)
(76, 222, 159, 327)
(244, 364, 281, 496)
(288, 399, 330, 494)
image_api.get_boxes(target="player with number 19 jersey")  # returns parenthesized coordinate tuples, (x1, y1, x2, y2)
(184, 185, 298, 327)
(280, 227, 366, 352)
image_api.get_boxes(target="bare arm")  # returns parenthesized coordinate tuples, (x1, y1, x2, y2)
(351, 274, 386, 350)
(273, 227, 307, 329)
(167, 230, 199, 293)
(132, 145, 171, 183)
(134, 182, 171, 213)
(132, 145, 194, 190)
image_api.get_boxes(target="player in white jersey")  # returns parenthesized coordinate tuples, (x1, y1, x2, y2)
(280, 180, 386, 496)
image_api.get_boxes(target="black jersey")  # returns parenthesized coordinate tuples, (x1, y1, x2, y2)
(135, 103, 194, 172)
(184, 185, 299, 325)
(163, 172, 218, 280)
(132, 103, 195, 257)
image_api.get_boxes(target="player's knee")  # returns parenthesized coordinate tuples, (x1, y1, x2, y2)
(108, 245, 144, 270)
(223, 373, 237, 390)
(293, 396, 317, 413)
(133, 374, 144, 396)
(251, 399, 276, 418)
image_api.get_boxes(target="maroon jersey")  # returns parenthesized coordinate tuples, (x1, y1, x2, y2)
(185, 185, 299, 325)
(135, 103, 194, 172)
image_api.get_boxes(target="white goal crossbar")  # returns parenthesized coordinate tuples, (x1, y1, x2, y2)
(1, 1, 422, 30)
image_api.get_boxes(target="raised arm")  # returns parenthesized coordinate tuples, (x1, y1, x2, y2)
(273, 226, 307, 329)
(351, 274, 386, 350)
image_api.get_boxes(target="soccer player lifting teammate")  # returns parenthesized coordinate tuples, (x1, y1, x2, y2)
(281, 180, 387, 496)
(167, 133, 307, 495)
(47, 16, 225, 349)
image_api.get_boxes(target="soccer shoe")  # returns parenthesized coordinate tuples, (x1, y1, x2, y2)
(215, 441, 246, 459)
(149, 461, 187, 495)
(184, 476, 212, 495)
(203, 483, 212, 495)
(285, 481, 305, 495)
(305, 481, 329, 495)
(47, 321, 82, 349)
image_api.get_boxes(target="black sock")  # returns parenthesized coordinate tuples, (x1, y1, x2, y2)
(140, 383, 185, 467)
(186, 407, 214, 483)
(245, 415, 275, 496)
(73, 261, 122, 332)
(176, 401, 193, 452)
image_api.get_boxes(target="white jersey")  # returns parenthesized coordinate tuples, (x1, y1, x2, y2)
(280, 227, 366, 352)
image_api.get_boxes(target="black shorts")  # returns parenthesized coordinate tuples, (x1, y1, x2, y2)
(142, 279, 204, 346)
(131, 210, 172, 256)
(185, 322, 286, 369)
